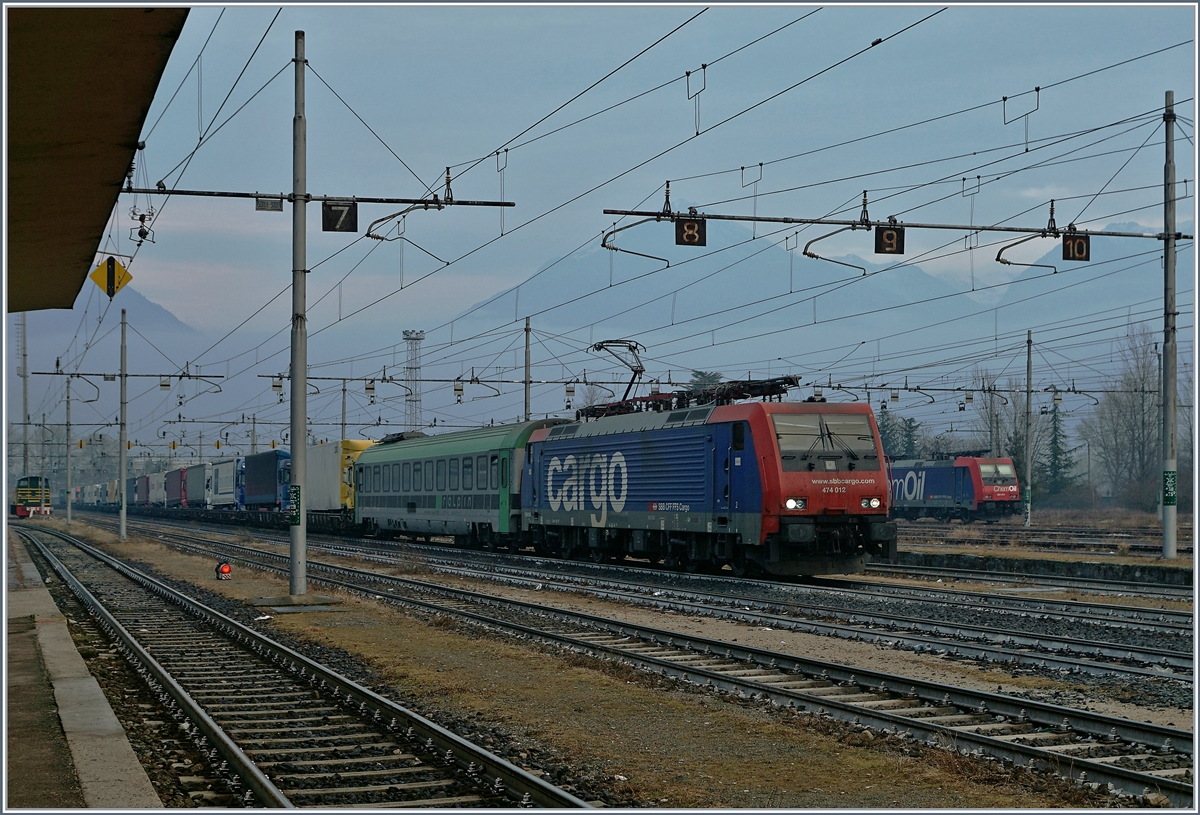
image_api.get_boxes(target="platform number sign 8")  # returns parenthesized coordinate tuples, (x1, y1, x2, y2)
(874, 225, 905, 255)
(674, 218, 706, 247)
(1062, 234, 1090, 261)
(322, 200, 358, 232)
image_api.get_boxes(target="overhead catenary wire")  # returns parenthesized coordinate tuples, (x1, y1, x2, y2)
(299, 9, 945, 340)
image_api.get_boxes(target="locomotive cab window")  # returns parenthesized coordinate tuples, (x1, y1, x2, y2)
(979, 462, 1017, 484)
(732, 422, 745, 451)
(772, 413, 880, 472)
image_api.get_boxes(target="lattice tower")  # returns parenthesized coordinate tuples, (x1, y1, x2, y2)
(403, 330, 425, 431)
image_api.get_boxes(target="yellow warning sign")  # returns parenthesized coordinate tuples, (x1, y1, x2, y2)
(89, 257, 132, 298)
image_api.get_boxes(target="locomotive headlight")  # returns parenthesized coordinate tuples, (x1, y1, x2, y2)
(785, 498, 807, 510)
(861, 497, 882, 509)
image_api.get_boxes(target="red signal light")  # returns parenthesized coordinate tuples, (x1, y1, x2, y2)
(216, 562, 232, 579)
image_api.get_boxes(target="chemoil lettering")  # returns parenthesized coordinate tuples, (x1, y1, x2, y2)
(547, 451, 627, 526)
(891, 470, 926, 502)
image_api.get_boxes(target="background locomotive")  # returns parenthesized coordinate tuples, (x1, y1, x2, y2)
(11, 475, 52, 517)
(888, 456, 1021, 522)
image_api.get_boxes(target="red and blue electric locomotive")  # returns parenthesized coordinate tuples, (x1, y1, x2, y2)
(524, 382, 896, 576)
(888, 456, 1021, 522)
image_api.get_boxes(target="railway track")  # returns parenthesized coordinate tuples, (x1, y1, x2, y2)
(16, 525, 588, 809)
(67, 519, 1194, 806)
(898, 521, 1194, 555)
(863, 561, 1193, 601)
(86, 516, 1196, 681)
(80, 509, 1190, 601)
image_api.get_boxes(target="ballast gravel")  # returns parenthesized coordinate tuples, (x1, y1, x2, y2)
(30, 521, 1192, 808)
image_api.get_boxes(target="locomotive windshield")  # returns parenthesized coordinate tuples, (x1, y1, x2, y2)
(979, 462, 1017, 484)
(772, 413, 880, 472)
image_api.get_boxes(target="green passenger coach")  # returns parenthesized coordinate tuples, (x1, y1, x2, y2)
(354, 420, 563, 547)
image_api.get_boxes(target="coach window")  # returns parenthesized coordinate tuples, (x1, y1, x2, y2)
(356, 466, 364, 491)
(436, 459, 447, 491)
(373, 465, 381, 492)
(424, 460, 434, 492)
(412, 462, 422, 491)
(449, 458, 459, 490)
(489, 455, 499, 490)
(402, 462, 411, 491)
(476, 455, 487, 489)
(390, 464, 398, 491)
(382, 465, 390, 492)
(462, 456, 473, 490)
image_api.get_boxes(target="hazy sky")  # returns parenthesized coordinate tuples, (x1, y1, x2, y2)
(7, 2, 1198, 456)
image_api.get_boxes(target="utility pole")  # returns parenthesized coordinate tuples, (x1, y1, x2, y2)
(116, 32, 513, 594)
(20, 312, 28, 477)
(40, 413, 47, 514)
(119, 308, 128, 540)
(65, 377, 71, 525)
(1162, 90, 1178, 559)
(524, 316, 531, 422)
(251, 415, 257, 454)
(1024, 330, 1032, 528)
(290, 30, 308, 596)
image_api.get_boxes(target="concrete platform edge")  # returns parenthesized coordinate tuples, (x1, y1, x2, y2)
(8, 532, 162, 808)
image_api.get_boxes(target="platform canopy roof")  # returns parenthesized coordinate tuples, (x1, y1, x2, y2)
(7, 6, 189, 313)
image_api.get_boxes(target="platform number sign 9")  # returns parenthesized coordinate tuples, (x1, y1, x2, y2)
(322, 200, 358, 232)
(874, 225, 905, 255)
(675, 217, 706, 247)
(1062, 234, 1090, 262)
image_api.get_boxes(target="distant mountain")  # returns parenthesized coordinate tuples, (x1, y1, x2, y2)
(991, 220, 1194, 329)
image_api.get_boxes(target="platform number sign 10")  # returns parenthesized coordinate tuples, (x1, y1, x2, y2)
(322, 200, 358, 232)
(675, 217, 706, 247)
(874, 225, 905, 255)
(1062, 234, 1090, 262)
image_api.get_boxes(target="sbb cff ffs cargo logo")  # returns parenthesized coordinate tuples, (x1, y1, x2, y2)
(546, 452, 629, 526)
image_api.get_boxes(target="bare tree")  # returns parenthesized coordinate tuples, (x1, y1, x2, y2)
(1076, 324, 1162, 510)
(577, 384, 612, 409)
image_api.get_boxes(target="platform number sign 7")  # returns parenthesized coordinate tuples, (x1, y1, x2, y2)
(874, 225, 905, 255)
(675, 217, 706, 247)
(322, 200, 358, 232)
(1062, 234, 1090, 262)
